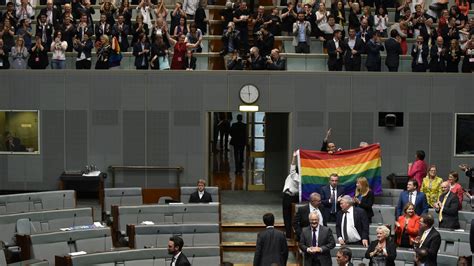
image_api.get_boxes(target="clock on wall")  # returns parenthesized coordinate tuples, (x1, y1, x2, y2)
(239, 84, 259, 104)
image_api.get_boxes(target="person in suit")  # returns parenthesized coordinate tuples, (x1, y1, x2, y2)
(429, 36, 447, 72)
(384, 29, 402, 72)
(344, 28, 364, 71)
(354, 177, 374, 223)
(0, 39, 10, 70)
(95, 14, 112, 40)
(36, 14, 54, 49)
(230, 114, 247, 174)
(132, 33, 150, 70)
(414, 248, 429, 266)
(365, 225, 397, 266)
(299, 212, 335, 266)
(167, 235, 191, 266)
(320, 173, 345, 222)
(326, 29, 345, 71)
(253, 213, 288, 266)
(112, 15, 130, 52)
(249, 46, 266, 70)
(292, 12, 311, 54)
(188, 179, 213, 203)
(266, 49, 286, 70)
(294, 192, 328, 241)
(184, 50, 196, 70)
(413, 214, 441, 266)
(336, 247, 354, 266)
(394, 202, 420, 248)
(38, 0, 61, 28)
(73, 33, 93, 69)
(411, 35, 429, 72)
(395, 179, 429, 218)
(365, 32, 385, 71)
(336, 196, 369, 247)
(433, 181, 460, 229)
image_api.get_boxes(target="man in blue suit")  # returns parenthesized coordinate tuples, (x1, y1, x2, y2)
(320, 173, 345, 222)
(396, 179, 429, 218)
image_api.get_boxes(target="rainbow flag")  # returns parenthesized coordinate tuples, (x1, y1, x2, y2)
(298, 144, 382, 202)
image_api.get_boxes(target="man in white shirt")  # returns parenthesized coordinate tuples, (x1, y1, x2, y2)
(336, 196, 369, 247)
(282, 151, 300, 238)
(183, 0, 199, 19)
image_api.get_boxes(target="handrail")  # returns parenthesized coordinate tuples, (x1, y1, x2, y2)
(108, 165, 184, 188)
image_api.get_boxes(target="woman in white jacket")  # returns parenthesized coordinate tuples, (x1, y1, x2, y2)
(50, 31, 68, 69)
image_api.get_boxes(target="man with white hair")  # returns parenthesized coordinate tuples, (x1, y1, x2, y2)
(294, 192, 328, 241)
(299, 212, 335, 266)
(336, 195, 369, 247)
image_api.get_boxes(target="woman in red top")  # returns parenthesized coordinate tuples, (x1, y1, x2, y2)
(394, 202, 420, 248)
(408, 150, 427, 190)
(448, 171, 464, 209)
(165, 31, 201, 70)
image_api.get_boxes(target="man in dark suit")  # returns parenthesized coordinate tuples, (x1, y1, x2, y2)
(413, 214, 441, 266)
(294, 192, 328, 241)
(230, 114, 247, 174)
(266, 49, 286, 70)
(36, 14, 54, 48)
(184, 50, 197, 70)
(327, 29, 345, 71)
(95, 14, 112, 40)
(132, 33, 150, 70)
(336, 247, 354, 266)
(299, 212, 335, 266)
(395, 179, 429, 217)
(320, 173, 345, 222)
(411, 35, 429, 72)
(253, 213, 288, 266)
(344, 28, 365, 71)
(38, 0, 61, 28)
(365, 32, 385, 71)
(428, 36, 446, 72)
(434, 181, 460, 229)
(167, 236, 191, 266)
(336, 196, 369, 247)
(112, 15, 130, 52)
(188, 179, 213, 203)
(384, 29, 402, 72)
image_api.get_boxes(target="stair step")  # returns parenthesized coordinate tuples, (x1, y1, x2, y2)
(222, 240, 297, 252)
(221, 222, 286, 232)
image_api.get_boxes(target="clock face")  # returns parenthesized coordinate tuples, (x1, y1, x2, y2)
(239, 85, 259, 104)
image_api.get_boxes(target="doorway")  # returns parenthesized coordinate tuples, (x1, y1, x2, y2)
(208, 112, 289, 191)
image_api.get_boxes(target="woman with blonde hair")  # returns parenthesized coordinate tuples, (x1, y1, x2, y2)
(10, 37, 29, 69)
(420, 165, 443, 207)
(365, 225, 397, 266)
(354, 177, 374, 223)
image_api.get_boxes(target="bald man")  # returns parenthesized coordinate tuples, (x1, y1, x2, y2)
(429, 36, 446, 72)
(433, 181, 460, 229)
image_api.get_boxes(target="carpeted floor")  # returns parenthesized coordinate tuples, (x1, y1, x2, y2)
(77, 190, 293, 264)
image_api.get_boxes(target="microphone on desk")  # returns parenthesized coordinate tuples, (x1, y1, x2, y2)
(62, 193, 66, 209)
(136, 209, 142, 225)
(28, 196, 31, 212)
(103, 234, 108, 251)
(153, 229, 160, 248)
(378, 209, 384, 225)
(68, 237, 74, 253)
(119, 191, 125, 207)
(191, 254, 195, 265)
(191, 228, 196, 247)
(72, 213, 77, 228)
(152, 256, 156, 266)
